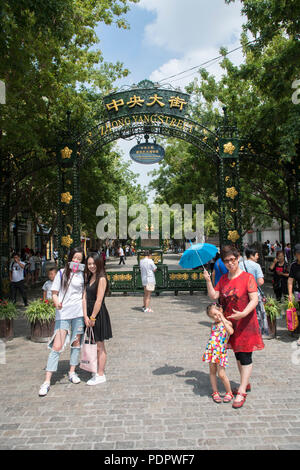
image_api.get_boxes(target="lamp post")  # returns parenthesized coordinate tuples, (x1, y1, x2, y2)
(0, 81, 6, 298)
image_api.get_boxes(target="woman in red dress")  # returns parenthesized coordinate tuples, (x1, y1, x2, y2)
(203, 245, 264, 408)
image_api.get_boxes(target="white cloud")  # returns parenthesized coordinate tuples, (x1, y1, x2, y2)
(138, 0, 245, 88)
(138, 0, 244, 53)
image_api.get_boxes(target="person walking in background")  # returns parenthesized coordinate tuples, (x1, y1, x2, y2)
(83, 252, 112, 385)
(118, 246, 125, 265)
(9, 253, 28, 306)
(269, 250, 289, 301)
(35, 251, 42, 283)
(53, 250, 58, 266)
(28, 249, 36, 286)
(101, 248, 106, 266)
(140, 251, 157, 313)
(288, 244, 300, 342)
(202, 303, 234, 404)
(41, 253, 47, 278)
(285, 243, 292, 264)
(240, 247, 270, 338)
(212, 253, 228, 287)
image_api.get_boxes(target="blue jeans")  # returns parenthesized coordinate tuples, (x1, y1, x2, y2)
(46, 317, 84, 372)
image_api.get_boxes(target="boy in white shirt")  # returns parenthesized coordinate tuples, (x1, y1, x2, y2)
(42, 267, 58, 301)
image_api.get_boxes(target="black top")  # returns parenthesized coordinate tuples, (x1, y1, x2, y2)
(289, 262, 300, 291)
(269, 261, 289, 291)
(85, 277, 112, 342)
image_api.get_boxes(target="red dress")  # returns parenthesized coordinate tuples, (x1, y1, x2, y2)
(215, 271, 264, 353)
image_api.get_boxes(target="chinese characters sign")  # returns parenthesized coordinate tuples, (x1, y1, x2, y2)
(130, 143, 165, 165)
(103, 80, 190, 120)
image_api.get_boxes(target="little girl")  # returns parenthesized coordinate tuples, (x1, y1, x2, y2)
(202, 303, 234, 403)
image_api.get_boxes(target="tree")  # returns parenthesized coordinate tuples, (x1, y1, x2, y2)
(0, 0, 145, 250)
(149, 138, 219, 239)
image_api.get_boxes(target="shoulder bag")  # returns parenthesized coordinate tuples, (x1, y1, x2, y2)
(80, 327, 98, 373)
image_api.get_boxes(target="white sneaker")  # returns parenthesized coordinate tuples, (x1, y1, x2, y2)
(39, 382, 50, 397)
(87, 374, 106, 386)
(68, 372, 81, 384)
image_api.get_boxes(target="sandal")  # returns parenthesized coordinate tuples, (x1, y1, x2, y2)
(223, 392, 234, 403)
(211, 391, 222, 403)
(233, 383, 251, 395)
(232, 392, 247, 409)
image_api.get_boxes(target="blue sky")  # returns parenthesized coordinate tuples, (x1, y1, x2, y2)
(94, 0, 245, 202)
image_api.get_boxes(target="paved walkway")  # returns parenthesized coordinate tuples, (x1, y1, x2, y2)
(1, 259, 300, 450)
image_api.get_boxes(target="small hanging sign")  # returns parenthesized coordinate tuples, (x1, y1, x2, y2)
(130, 143, 165, 164)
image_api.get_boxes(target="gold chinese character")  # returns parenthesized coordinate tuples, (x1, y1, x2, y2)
(127, 95, 145, 108)
(169, 96, 187, 111)
(146, 94, 165, 107)
(106, 99, 124, 112)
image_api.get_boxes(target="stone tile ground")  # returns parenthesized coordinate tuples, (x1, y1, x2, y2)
(1, 257, 300, 450)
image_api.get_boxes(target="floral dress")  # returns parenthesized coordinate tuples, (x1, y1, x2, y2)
(202, 323, 229, 368)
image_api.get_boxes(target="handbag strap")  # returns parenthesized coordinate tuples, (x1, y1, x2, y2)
(84, 326, 95, 345)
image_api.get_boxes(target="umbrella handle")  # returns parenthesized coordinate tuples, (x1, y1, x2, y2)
(188, 240, 205, 267)
(195, 250, 204, 267)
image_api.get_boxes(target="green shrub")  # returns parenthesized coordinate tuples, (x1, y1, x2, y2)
(24, 299, 55, 324)
(264, 296, 282, 322)
(0, 300, 19, 320)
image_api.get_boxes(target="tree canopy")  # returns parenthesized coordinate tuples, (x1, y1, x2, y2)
(1, 0, 147, 243)
(149, 0, 300, 239)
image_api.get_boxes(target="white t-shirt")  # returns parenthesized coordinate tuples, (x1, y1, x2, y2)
(119, 248, 124, 256)
(140, 258, 157, 286)
(10, 261, 25, 282)
(51, 269, 84, 320)
(42, 280, 53, 300)
(29, 256, 35, 271)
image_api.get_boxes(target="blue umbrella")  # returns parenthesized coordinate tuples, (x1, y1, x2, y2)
(179, 242, 218, 269)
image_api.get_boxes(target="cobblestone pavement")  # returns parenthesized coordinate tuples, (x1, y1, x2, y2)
(1, 257, 300, 450)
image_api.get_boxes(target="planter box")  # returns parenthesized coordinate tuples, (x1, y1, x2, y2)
(0, 319, 14, 341)
(30, 320, 55, 343)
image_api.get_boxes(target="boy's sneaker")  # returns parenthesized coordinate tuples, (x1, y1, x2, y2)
(87, 374, 106, 386)
(39, 382, 50, 397)
(68, 372, 81, 384)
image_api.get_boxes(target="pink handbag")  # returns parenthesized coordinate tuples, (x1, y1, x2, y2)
(80, 327, 97, 373)
(286, 302, 299, 332)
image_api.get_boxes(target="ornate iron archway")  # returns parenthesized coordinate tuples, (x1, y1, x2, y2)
(56, 80, 242, 265)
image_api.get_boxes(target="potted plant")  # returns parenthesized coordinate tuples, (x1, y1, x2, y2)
(24, 298, 55, 343)
(0, 300, 18, 341)
(264, 296, 281, 338)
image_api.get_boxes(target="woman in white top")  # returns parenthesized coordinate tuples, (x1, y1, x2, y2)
(39, 247, 85, 397)
(140, 250, 157, 313)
